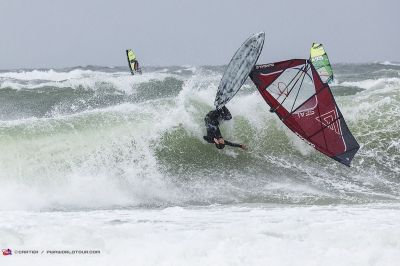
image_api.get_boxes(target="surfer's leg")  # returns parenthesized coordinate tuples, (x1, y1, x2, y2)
(220, 106, 232, 120)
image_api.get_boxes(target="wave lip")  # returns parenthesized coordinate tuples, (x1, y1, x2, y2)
(0, 69, 96, 81)
(379, 61, 400, 66)
(338, 77, 400, 91)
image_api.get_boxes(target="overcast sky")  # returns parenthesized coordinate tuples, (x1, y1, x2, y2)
(0, 0, 398, 69)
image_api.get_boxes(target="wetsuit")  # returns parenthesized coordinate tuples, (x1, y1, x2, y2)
(203, 106, 242, 148)
(134, 61, 142, 74)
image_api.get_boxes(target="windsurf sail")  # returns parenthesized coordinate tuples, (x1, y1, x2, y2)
(250, 59, 359, 166)
(126, 49, 142, 75)
(214, 32, 265, 110)
(310, 43, 333, 84)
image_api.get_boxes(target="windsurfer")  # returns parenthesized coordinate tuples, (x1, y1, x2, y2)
(203, 106, 247, 150)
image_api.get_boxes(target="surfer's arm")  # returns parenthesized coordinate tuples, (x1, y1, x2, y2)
(224, 140, 246, 149)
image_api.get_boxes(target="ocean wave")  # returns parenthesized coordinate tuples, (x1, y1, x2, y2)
(338, 77, 400, 91)
(0, 65, 399, 210)
(379, 61, 400, 66)
(0, 69, 97, 81)
(0, 68, 183, 94)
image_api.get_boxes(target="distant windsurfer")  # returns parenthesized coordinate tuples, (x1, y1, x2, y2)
(126, 49, 142, 75)
(203, 106, 247, 150)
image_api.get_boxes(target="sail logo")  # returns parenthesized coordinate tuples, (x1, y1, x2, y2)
(297, 109, 315, 118)
(316, 110, 340, 135)
(311, 56, 324, 62)
(2, 249, 12, 256)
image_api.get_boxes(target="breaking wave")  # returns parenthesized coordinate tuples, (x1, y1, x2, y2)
(0, 64, 399, 210)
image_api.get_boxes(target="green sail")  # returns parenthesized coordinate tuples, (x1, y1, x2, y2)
(310, 43, 333, 84)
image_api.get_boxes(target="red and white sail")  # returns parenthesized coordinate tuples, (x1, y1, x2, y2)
(250, 59, 359, 166)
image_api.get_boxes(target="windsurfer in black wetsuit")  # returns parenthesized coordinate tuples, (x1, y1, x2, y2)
(203, 106, 247, 150)
(134, 61, 142, 74)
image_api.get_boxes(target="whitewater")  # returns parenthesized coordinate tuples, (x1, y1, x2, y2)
(0, 63, 399, 265)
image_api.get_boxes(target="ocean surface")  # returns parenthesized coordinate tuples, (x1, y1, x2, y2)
(0, 62, 399, 265)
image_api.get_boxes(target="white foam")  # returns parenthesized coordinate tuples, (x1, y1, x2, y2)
(379, 61, 400, 66)
(0, 68, 181, 94)
(339, 77, 400, 91)
(0, 69, 95, 81)
(1, 204, 399, 266)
